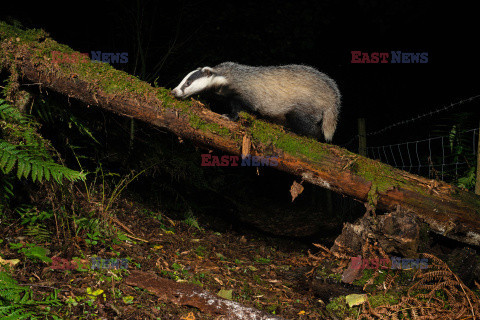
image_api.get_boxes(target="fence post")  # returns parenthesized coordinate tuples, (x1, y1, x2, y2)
(358, 118, 367, 156)
(476, 123, 480, 195)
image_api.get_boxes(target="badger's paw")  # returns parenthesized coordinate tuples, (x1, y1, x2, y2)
(221, 113, 239, 121)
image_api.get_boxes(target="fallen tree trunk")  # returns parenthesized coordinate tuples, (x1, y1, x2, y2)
(1, 22, 480, 246)
(126, 271, 286, 320)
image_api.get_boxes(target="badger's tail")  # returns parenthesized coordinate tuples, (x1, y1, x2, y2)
(322, 104, 339, 142)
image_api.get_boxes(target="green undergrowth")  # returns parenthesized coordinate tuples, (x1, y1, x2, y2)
(325, 292, 401, 318)
(0, 270, 62, 319)
(326, 296, 358, 318)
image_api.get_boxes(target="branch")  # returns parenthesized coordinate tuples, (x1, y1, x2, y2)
(126, 271, 286, 320)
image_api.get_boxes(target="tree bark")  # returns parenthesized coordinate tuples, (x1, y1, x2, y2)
(1, 23, 480, 246)
(126, 271, 286, 320)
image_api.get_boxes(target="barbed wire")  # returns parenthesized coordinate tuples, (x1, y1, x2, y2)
(366, 94, 480, 137)
(367, 128, 478, 149)
(339, 94, 480, 147)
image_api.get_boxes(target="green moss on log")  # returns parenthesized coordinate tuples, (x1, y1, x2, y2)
(0, 22, 242, 141)
(239, 112, 329, 162)
(189, 114, 234, 139)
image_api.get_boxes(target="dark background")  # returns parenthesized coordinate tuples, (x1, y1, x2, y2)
(1, 0, 479, 146)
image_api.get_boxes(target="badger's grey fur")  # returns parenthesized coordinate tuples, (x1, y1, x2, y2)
(171, 62, 340, 142)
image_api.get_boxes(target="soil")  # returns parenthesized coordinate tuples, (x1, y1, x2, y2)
(0, 197, 360, 320)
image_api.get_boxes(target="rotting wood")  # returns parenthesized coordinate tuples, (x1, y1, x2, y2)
(1, 23, 480, 246)
(126, 271, 287, 320)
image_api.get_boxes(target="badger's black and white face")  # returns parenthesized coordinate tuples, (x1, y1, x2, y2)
(171, 67, 227, 99)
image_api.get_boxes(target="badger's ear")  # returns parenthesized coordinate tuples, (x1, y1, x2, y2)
(202, 67, 215, 76)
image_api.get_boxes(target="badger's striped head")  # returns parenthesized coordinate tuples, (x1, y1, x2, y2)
(171, 67, 228, 99)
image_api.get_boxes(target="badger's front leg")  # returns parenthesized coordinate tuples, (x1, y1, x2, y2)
(221, 99, 244, 121)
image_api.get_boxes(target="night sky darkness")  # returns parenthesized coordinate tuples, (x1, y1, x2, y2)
(1, 1, 478, 147)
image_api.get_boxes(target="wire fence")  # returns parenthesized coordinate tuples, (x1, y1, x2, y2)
(340, 94, 480, 150)
(365, 95, 480, 138)
(340, 94, 480, 185)
(366, 128, 478, 181)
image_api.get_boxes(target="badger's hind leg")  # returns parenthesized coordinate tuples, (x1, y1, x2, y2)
(285, 107, 321, 139)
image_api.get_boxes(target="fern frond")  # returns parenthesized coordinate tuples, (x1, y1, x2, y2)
(0, 140, 85, 183)
(0, 271, 61, 319)
(0, 99, 29, 124)
(0, 173, 14, 206)
(24, 225, 51, 243)
(0, 99, 85, 184)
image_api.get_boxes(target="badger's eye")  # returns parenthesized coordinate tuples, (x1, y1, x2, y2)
(185, 80, 192, 87)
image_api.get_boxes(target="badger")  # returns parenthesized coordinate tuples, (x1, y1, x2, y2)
(171, 62, 340, 142)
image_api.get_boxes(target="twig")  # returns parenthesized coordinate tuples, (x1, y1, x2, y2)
(452, 272, 476, 320)
(17, 284, 66, 291)
(124, 233, 149, 243)
(112, 217, 148, 242)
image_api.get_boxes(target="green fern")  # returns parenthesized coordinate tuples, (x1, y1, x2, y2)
(15, 244, 51, 263)
(0, 99, 43, 146)
(0, 271, 62, 319)
(24, 225, 52, 243)
(0, 140, 84, 183)
(15, 206, 53, 242)
(0, 173, 13, 211)
(0, 99, 85, 184)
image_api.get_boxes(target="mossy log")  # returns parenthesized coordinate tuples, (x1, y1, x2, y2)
(1, 22, 480, 246)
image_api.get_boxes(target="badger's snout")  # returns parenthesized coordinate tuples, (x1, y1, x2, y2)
(171, 88, 184, 99)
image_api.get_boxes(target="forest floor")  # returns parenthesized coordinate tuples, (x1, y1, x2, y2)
(1, 195, 480, 320)
(0, 195, 344, 319)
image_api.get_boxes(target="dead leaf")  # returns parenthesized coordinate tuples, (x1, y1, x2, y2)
(216, 253, 227, 260)
(247, 265, 258, 271)
(217, 289, 233, 300)
(345, 294, 367, 307)
(341, 258, 363, 284)
(0, 257, 20, 269)
(267, 279, 281, 283)
(290, 180, 304, 202)
(181, 312, 195, 320)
